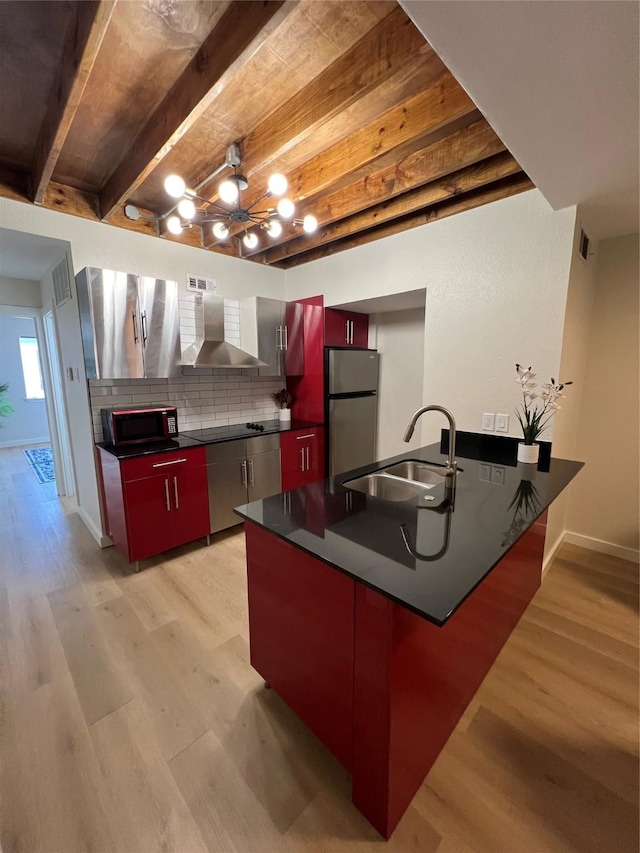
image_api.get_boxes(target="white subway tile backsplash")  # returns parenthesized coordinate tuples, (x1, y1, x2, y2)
(88, 371, 282, 441)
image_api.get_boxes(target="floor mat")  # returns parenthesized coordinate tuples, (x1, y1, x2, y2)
(23, 446, 55, 483)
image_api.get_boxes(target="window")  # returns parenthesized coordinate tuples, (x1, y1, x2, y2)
(18, 336, 45, 400)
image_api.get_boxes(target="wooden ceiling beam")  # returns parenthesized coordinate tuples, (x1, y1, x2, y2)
(32, 0, 115, 205)
(99, 0, 293, 221)
(205, 66, 477, 250)
(250, 118, 505, 262)
(240, 5, 432, 171)
(272, 174, 534, 269)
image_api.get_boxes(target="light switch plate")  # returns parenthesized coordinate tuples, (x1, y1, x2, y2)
(496, 413, 509, 432)
(482, 413, 495, 431)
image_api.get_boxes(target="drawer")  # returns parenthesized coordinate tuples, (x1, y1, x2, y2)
(206, 438, 248, 464)
(120, 446, 206, 481)
(247, 433, 280, 456)
(280, 428, 319, 453)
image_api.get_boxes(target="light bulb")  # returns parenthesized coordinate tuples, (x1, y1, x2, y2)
(243, 232, 259, 250)
(177, 198, 196, 220)
(302, 214, 318, 234)
(212, 221, 230, 239)
(166, 215, 183, 235)
(266, 220, 282, 238)
(164, 174, 186, 199)
(267, 173, 288, 196)
(277, 198, 295, 219)
(219, 178, 239, 204)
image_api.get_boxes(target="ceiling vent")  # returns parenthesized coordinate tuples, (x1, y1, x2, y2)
(186, 274, 216, 293)
(53, 258, 71, 307)
(578, 228, 591, 261)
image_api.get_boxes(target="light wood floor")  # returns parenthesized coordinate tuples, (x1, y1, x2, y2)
(1, 445, 638, 853)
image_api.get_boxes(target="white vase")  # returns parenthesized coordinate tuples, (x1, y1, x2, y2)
(278, 408, 291, 425)
(517, 442, 539, 464)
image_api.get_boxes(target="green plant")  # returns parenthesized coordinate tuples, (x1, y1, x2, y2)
(273, 388, 293, 409)
(0, 382, 14, 426)
(514, 364, 573, 445)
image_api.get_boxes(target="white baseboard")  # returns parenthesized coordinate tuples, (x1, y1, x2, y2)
(542, 532, 566, 577)
(76, 506, 112, 548)
(563, 531, 639, 564)
(0, 436, 51, 448)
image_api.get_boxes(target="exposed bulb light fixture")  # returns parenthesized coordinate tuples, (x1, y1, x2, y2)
(155, 142, 318, 250)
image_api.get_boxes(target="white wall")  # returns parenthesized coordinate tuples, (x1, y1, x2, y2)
(370, 308, 426, 459)
(565, 232, 639, 559)
(286, 190, 576, 446)
(0, 312, 50, 446)
(545, 217, 599, 561)
(0, 276, 42, 308)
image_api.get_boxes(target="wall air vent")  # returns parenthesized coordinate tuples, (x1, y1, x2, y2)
(53, 258, 72, 307)
(579, 228, 591, 261)
(186, 274, 217, 293)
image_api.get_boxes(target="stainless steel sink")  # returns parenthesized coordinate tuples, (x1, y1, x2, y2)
(381, 460, 448, 487)
(343, 473, 432, 502)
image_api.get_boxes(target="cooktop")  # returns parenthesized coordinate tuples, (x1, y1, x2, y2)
(183, 420, 280, 443)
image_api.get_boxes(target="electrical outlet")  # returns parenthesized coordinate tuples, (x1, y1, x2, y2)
(496, 413, 509, 433)
(482, 413, 495, 431)
(491, 465, 506, 486)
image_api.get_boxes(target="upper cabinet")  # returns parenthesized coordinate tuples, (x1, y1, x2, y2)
(324, 308, 369, 347)
(76, 267, 181, 380)
(239, 296, 304, 378)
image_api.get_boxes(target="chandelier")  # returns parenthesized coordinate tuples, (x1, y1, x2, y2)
(160, 143, 317, 250)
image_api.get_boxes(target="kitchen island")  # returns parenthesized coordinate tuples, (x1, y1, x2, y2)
(234, 436, 583, 838)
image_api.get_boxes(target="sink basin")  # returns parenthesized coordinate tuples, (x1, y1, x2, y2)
(343, 473, 431, 502)
(381, 460, 448, 487)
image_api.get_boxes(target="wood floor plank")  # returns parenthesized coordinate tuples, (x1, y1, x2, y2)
(96, 595, 209, 760)
(48, 583, 134, 725)
(89, 698, 210, 853)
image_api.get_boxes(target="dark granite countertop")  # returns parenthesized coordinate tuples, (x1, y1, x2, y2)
(97, 418, 323, 458)
(234, 437, 583, 626)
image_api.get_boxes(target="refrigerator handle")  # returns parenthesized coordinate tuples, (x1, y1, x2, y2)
(345, 319, 349, 345)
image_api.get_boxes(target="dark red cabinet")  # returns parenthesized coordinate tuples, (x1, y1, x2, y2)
(98, 446, 209, 566)
(325, 308, 369, 347)
(280, 427, 325, 491)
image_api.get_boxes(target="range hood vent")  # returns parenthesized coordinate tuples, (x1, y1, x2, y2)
(181, 293, 267, 369)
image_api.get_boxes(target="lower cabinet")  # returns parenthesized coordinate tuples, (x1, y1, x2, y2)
(98, 446, 209, 566)
(206, 434, 282, 533)
(280, 426, 325, 491)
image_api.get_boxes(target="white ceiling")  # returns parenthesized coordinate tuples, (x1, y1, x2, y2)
(402, 0, 640, 239)
(0, 228, 69, 280)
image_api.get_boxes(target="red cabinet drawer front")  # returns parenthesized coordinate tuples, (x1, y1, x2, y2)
(245, 523, 355, 770)
(279, 428, 319, 452)
(120, 446, 206, 481)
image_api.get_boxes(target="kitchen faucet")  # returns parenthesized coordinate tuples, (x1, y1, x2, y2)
(403, 405, 457, 474)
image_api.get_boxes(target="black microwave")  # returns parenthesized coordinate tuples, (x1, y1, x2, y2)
(101, 405, 178, 446)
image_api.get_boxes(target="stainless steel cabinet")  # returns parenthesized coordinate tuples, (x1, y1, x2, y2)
(206, 434, 282, 533)
(239, 297, 304, 377)
(76, 267, 181, 379)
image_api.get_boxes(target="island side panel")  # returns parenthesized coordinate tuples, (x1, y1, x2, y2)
(244, 522, 355, 770)
(352, 512, 547, 839)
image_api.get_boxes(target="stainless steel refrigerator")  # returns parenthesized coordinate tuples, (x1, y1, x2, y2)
(326, 348, 379, 476)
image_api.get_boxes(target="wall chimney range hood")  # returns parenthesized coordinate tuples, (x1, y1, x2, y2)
(181, 293, 267, 369)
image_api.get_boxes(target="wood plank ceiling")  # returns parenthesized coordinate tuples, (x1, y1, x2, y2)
(0, 0, 533, 268)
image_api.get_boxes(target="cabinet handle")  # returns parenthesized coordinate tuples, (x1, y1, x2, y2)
(305, 446, 310, 471)
(132, 311, 139, 343)
(241, 460, 248, 486)
(152, 458, 187, 467)
(283, 325, 288, 350)
(345, 320, 349, 344)
(300, 448, 305, 472)
(141, 311, 148, 345)
(295, 433, 315, 440)
(173, 476, 179, 509)
(164, 478, 170, 511)
(276, 325, 282, 350)
(248, 459, 255, 486)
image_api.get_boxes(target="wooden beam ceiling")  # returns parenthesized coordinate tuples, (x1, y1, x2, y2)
(0, 1, 533, 268)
